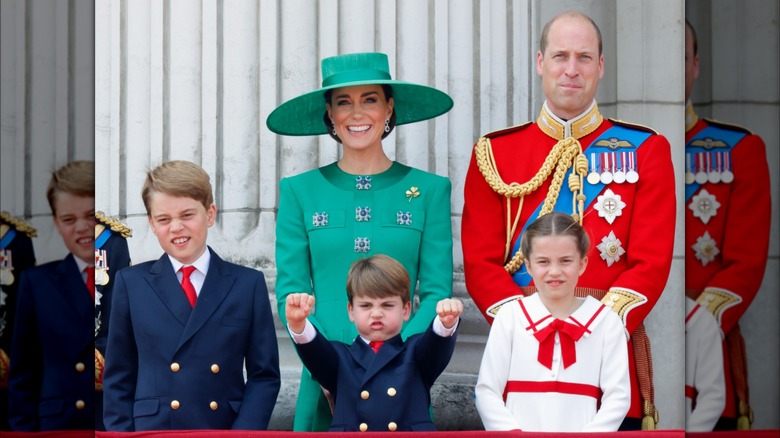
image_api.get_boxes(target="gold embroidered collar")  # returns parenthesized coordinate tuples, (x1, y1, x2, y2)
(685, 100, 699, 133)
(537, 100, 603, 140)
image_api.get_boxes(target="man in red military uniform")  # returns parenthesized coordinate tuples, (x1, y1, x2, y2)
(462, 11, 676, 430)
(684, 19, 770, 430)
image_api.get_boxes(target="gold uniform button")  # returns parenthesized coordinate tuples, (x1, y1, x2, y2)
(75, 362, 85, 372)
(211, 364, 220, 373)
(171, 363, 180, 372)
(359, 422, 368, 432)
(210, 401, 218, 410)
(388, 422, 397, 431)
(360, 390, 369, 400)
(171, 400, 180, 410)
(75, 400, 85, 410)
(387, 387, 397, 397)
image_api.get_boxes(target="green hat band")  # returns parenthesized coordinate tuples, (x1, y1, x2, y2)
(322, 69, 392, 87)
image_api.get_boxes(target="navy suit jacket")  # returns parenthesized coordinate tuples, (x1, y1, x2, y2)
(295, 321, 457, 432)
(103, 248, 280, 431)
(94, 230, 131, 431)
(8, 254, 94, 431)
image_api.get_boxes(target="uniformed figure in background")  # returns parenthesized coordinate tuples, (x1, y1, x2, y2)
(93, 212, 132, 431)
(7, 161, 96, 431)
(462, 11, 676, 430)
(684, 19, 771, 431)
(0, 212, 36, 430)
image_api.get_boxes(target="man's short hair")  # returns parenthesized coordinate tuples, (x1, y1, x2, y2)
(346, 254, 411, 305)
(142, 160, 214, 216)
(540, 11, 603, 56)
(685, 18, 698, 56)
(46, 161, 95, 215)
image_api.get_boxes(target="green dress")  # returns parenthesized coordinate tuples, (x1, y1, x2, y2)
(275, 161, 453, 431)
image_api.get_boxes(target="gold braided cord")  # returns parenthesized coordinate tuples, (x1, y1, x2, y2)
(95, 211, 133, 238)
(0, 211, 37, 238)
(475, 136, 587, 274)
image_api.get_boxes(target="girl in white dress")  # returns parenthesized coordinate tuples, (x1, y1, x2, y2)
(475, 212, 630, 431)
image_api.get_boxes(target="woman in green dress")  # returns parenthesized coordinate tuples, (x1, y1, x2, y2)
(267, 52, 454, 431)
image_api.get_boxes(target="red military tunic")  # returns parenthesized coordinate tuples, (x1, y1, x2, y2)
(463, 101, 676, 422)
(684, 102, 770, 423)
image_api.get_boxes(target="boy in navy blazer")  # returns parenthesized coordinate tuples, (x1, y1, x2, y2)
(103, 160, 280, 431)
(8, 161, 96, 431)
(285, 254, 462, 432)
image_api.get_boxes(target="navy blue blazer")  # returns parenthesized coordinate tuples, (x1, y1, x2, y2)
(103, 248, 280, 431)
(295, 321, 457, 432)
(94, 229, 131, 431)
(8, 254, 94, 431)
(1, 220, 36, 430)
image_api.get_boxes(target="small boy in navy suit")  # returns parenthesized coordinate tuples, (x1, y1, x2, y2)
(8, 161, 96, 431)
(103, 160, 280, 431)
(285, 254, 462, 432)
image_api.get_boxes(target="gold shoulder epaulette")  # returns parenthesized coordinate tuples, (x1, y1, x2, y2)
(95, 211, 133, 238)
(608, 118, 658, 135)
(0, 211, 37, 238)
(479, 121, 533, 140)
(702, 117, 753, 135)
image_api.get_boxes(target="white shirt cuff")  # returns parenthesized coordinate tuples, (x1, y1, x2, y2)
(288, 319, 317, 344)
(433, 316, 459, 337)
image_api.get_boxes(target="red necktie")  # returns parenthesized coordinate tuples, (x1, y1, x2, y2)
(368, 340, 384, 353)
(533, 318, 586, 370)
(85, 266, 95, 300)
(180, 266, 197, 308)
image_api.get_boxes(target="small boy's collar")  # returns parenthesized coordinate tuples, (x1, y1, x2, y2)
(168, 247, 211, 275)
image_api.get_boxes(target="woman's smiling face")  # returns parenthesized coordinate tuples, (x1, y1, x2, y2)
(327, 84, 394, 153)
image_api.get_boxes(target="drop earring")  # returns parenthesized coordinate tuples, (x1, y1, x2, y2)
(384, 118, 390, 133)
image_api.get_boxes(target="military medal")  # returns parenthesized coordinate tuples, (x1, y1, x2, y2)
(612, 151, 626, 184)
(625, 151, 639, 184)
(707, 152, 721, 184)
(720, 151, 734, 183)
(596, 231, 625, 267)
(692, 231, 720, 266)
(587, 152, 600, 185)
(599, 152, 613, 184)
(694, 153, 708, 184)
(689, 189, 720, 225)
(0, 250, 13, 286)
(685, 153, 695, 185)
(594, 189, 626, 224)
(95, 249, 109, 286)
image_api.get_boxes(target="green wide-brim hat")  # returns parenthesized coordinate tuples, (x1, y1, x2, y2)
(266, 52, 454, 136)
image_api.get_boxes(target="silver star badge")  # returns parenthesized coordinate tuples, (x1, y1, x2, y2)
(594, 189, 626, 224)
(689, 189, 720, 225)
(597, 231, 625, 267)
(95, 289, 103, 307)
(692, 231, 720, 266)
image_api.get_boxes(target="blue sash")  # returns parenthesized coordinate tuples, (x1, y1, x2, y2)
(685, 126, 745, 201)
(511, 125, 652, 286)
(0, 228, 16, 250)
(95, 226, 113, 250)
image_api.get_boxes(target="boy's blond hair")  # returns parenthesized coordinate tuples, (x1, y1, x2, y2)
(46, 161, 95, 215)
(142, 160, 214, 215)
(346, 254, 410, 305)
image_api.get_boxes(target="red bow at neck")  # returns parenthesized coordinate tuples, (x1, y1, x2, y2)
(533, 318, 586, 370)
